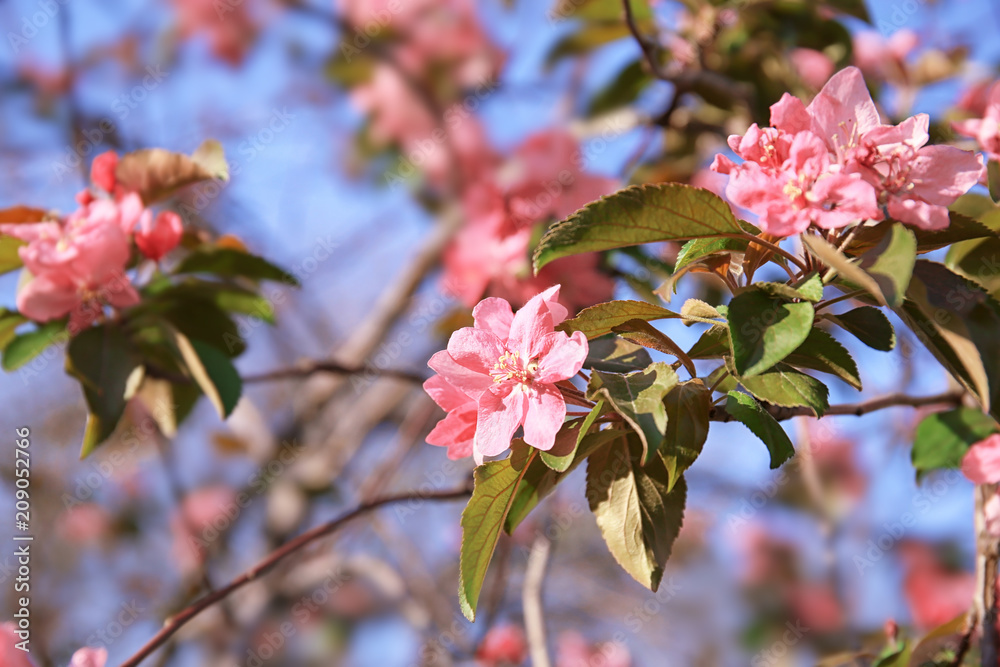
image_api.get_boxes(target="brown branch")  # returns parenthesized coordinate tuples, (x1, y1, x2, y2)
(243, 360, 427, 385)
(117, 484, 473, 667)
(523, 535, 553, 667)
(710, 390, 965, 423)
(622, 0, 668, 81)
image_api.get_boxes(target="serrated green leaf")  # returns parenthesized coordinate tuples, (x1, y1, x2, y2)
(2, 320, 66, 371)
(803, 234, 887, 305)
(0, 311, 27, 351)
(754, 274, 823, 303)
(587, 362, 679, 463)
(824, 306, 895, 352)
(727, 288, 814, 377)
(611, 319, 696, 377)
(687, 325, 729, 359)
(911, 408, 998, 475)
(680, 298, 724, 325)
(586, 435, 686, 591)
(459, 450, 534, 621)
(724, 391, 795, 468)
(541, 400, 606, 472)
(859, 223, 916, 307)
(661, 380, 710, 492)
(533, 184, 742, 272)
(558, 300, 679, 339)
(504, 430, 623, 535)
(730, 362, 830, 417)
(784, 327, 862, 390)
(675, 236, 748, 272)
(584, 334, 653, 373)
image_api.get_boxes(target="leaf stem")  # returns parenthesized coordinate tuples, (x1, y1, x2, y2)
(814, 289, 868, 312)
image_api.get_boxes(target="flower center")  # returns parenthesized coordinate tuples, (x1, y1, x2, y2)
(490, 350, 538, 385)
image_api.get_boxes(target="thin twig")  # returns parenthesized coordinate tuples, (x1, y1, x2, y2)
(523, 535, 553, 667)
(244, 360, 427, 385)
(709, 390, 965, 423)
(117, 484, 473, 667)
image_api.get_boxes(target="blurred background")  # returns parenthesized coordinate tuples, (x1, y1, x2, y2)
(1, 0, 1000, 665)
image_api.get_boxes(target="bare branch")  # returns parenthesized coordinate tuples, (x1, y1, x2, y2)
(244, 360, 426, 385)
(710, 391, 965, 422)
(118, 483, 473, 667)
(523, 535, 552, 667)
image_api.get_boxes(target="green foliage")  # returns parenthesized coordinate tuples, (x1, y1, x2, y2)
(540, 400, 607, 472)
(584, 335, 653, 373)
(459, 449, 533, 621)
(2, 320, 65, 371)
(727, 287, 814, 377)
(0, 236, 24, 275)
(558, 300, 679, 339)
(784, 327, 862, 390)
(724, 391, 796, 468)
(586, 434, 686, 591)
(661, 380, 711, 492)
(858, 223, 917, 307)
(533, 184, 742, 272)
(174, 247, 300, 286)
(731, 362, 830, 416)
(911, 408, 998, 475)
(587, 362, 680, 464)
(171, 329, 242, 419)
(824, 306, 895, 352)
(66, 324, 142, 457)
(0, 310, 27, 352)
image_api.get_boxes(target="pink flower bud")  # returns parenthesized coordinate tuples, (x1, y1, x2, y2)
(135, 210, 183, 261)
(90, 151, 118, 193)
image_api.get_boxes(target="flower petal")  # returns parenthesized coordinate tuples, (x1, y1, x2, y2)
(473, 297, 514, 340)
(476, 386, 526, 458)
(533, 331, 588, 383)
(522, 385, 566, 452)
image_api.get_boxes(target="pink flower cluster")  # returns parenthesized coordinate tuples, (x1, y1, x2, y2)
(953, 80, 1000, 164)
(0, 151, 183, 332)
(444, 129, 618, 312)
(712, 66, 983, 236)
(1, 623, 105, 667)
(424, 286, 588, 463)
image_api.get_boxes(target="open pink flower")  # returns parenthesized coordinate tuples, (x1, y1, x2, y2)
(69, 647, 107, 667)
(424, 351, 479, 460)
(135, 210, 183, 261)
(953, 80, 1000, 163)
(426, 286, 588, 463)
(0, 196, 140, 330)
(961, 433, 1000, 484)
(790, 48, 834, 90)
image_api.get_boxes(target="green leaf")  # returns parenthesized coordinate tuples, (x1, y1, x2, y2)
(586, 435, 686, 591)
(2, 320, 66, 371)
(558, 300, 678, 339)
(674, 236, 748, 272)
(459, 449, 534, 620)
(584, 335, 653, 373)
(824, 306, 895, 352)
(847, 214, 996, 255)
(533, 184, 742, 272)
(551, 0, 652, 23)
(504, 430, 623, 535)
(149, 281, 276, 324)
(724, 391, 795, 468)
(897, 261, 1000, 417)
(687, 325, 729, 359)
(784, 327, 862, 390)
(588, 60, 652, 116)
(156, 296, 246, 357)
(989, 159, 1000, 203)
(66, 324, 142, 457)
(540, 400, 606, 472)
(170, 329, 242, 419)
(911, 408, 998, 475)
(174, 247, 300, 286)
(661, 380, 711, 492)
(546, 23, 632, 65)
(0, 236, 25, 275)
(587, 362, 680, 464)
(680, 298, 725, 325)
(858, 223, 917, 307)
(802, 234, 887, 306)
(731, 362, 830, 417)
(0, 311, 27, 351)
(727, 287, 814, 377)
(611, 319, 696, 377)
(755, 274, 823, 303)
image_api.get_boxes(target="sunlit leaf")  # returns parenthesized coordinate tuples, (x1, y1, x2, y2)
(727, 287, 814, 377)
(724, 391, 795, 469)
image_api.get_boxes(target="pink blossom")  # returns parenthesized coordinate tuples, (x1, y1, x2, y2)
(476, 624, 527, 666)
(0, 196, 141, 330)
(556, 632, 631, 667)
(57, 503, 112, 544)
(424, 351, 479, 460)
(0, 622, 33, 667)
(170, 485, 237, 574)
(790, 48, 834, 90)
(135, 210, 183, 261)
(961, 433, 1000, 484)
(426, 286, 588, 463)
(90, 150, 118, 193)
(852, 29, 917, 80)
(901, 541, 975, 629)
(69, 647, 107, 667)
(953, 80, 1000, 162)
(786, 583, 844, 632)
(171, 0, 257, 65)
